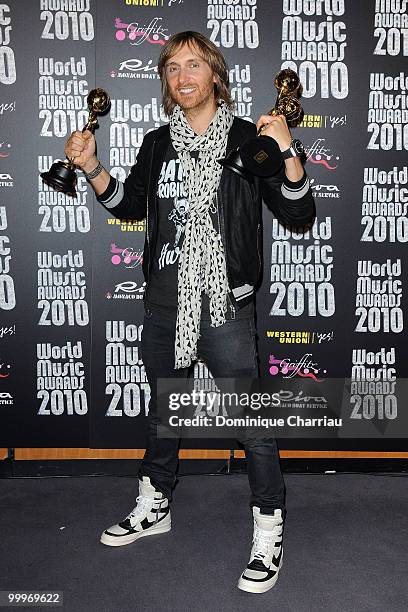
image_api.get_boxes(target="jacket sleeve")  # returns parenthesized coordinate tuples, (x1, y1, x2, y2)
(260, 165, 316, 228)
(96, 130, 154, 221)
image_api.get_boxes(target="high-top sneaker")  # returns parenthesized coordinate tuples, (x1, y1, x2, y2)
(100, 476, 171, 547)
(238, 507, 284, 593)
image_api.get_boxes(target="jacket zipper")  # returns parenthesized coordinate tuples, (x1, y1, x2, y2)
(216, 189, 235, 319)
(256, 223, 262, 270)
(145, 138, 156, 295)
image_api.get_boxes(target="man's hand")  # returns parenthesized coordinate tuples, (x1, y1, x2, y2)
(64, 130, 98, 173)
(256, 114, 292, 152)
(256, 114, 305, 182)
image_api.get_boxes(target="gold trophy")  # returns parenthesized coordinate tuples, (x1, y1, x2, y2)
(41, 88, 110, 197)
(219, 69, 304, 181)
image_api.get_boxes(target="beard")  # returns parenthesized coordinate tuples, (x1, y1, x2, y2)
(170, 83, 215, 113)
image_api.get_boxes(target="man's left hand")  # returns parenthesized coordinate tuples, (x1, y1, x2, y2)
(256, 114, 292, 152)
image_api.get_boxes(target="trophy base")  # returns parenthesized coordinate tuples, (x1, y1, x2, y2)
(218, 147, 254, 183)
(40, 161, 78, 197)
(240, 135, 284, 178)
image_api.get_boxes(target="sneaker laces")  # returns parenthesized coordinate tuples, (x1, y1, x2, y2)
(126, 495, 155, 524)
(252, 523, 280, 561)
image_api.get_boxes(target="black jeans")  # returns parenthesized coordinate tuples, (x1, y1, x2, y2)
(138, 298, 286, 515)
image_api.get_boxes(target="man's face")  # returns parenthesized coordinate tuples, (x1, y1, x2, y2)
(165, 43, 216, 113)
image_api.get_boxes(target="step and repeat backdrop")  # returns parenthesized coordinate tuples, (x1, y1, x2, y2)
(1, 0, 408, 452)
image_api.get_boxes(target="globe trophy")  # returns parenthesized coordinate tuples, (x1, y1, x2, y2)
(218, 69, 304, 181)
(40, 88, 110, 197)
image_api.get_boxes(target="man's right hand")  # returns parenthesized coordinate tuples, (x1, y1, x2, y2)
(64, 130, 97, 173)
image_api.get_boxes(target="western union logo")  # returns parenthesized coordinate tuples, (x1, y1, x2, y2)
(298, 114, 326, 128)
(125, 0, 164, 6)
(107, 218, 146, 232)
(267, 331, 311, 343)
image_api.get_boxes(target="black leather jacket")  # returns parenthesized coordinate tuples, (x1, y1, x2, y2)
(98, 117, 316, 308)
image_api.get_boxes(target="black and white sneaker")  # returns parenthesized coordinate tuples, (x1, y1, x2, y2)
(100, 476, 171, 547)
(238, 507, 283, 593)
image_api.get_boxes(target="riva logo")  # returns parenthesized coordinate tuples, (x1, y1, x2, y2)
(0, 391, 13, 405)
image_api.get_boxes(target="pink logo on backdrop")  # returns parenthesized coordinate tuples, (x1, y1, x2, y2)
(0, 360, 11, 378)
(114, 17, 169, 45)
(0, 142, 11, 158)
(269, 354, 327, 382)
(305, 138, 339, 171)
(110, 243, 143, 268)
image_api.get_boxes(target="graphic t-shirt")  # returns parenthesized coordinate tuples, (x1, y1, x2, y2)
(146, 143, 218, 309)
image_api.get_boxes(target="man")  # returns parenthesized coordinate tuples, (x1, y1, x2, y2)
(65, 31, 315, 594)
